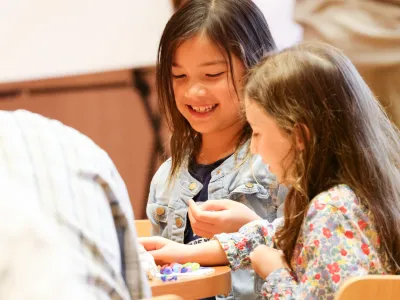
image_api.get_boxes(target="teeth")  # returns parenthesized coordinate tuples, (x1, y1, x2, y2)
(190, 104, 217, 113)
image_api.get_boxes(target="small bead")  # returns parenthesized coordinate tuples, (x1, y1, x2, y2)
(167, 275, 177, 281)
(160, 264, 169, 272)
(172, 265, 182, 273)
(163, 267, 173, 274)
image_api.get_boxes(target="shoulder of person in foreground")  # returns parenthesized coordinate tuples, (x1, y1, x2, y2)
(0, 180, 88, 300)
(0, 110, 151, 300)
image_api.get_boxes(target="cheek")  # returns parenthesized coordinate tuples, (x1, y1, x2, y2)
(173, 83, 184, 102)
(218, 87, 242, 117)
(173, 84, 188, 114)
(212, 81, 230, 100)
(250, 137, 258, 154)
(214, 75, 239, 100)
(257, 137, 284, 166)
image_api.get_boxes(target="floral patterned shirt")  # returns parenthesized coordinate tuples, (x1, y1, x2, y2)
(215, 184, 392, 300)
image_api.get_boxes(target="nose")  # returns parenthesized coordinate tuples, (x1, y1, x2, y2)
(185, 82, 206, 99)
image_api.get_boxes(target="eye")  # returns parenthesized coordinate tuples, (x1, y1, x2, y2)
(206, 72, 225, 78)
(252, 132, 259, 138)
(172, 74, 186, 79)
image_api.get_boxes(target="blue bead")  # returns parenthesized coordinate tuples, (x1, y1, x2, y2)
(163, 267, 173, 274)
(167, 275, 177, 281)
(172, 264, 182, 273)
(181, 267, 188, 273)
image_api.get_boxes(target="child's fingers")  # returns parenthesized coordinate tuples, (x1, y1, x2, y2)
(189, 199, 218, 224)
(138, 237, 166, 251)
(188, 199, 206, 218)
(148, 249, 167, 265)
(188, 208, 215, 234)
(191, 219, 215, 237)
(199, 200, 229, 212)
(192, 227, 213, 239)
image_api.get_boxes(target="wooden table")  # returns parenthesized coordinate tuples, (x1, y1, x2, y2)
(150, 266, 231, 299)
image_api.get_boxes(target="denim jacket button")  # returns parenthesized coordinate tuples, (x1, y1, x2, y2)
(189, 182, 197, 190)
(245, 182, 254, 188)
(175, 217, 183, 228)
(216, 169, 221, 175)
(156, 206, 165, 216)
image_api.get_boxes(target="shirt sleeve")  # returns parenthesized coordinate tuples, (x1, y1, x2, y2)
(79, 149, 152, 300)
(262, 200, 379, 299)
(214, 218, 283, 270)
(106, 165, 152, 300)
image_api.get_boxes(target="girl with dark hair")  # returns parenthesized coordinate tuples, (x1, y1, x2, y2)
(146, 0, 284, 299)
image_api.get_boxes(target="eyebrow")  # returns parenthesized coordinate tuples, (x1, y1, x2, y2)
(172, 60, 227, 67)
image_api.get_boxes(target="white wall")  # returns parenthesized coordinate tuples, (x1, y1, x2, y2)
(254, 0, 303, 50)
(0, 0, 302, 84)
(0, 0, 173, 83)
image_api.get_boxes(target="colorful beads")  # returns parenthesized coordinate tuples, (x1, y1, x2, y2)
(172, 263, 182, 273)
(159, 262, 201, 281)
(186, 262, 200, 271)
(161, 275, 178, 282)
(163, 267, 173, 274)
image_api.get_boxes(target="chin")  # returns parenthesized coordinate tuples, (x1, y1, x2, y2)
(189, 123, 218, 134)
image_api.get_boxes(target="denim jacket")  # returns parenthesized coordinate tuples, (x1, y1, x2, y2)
(146, 142, 286, 300)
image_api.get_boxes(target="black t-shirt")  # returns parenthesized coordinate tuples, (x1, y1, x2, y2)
(184, 155, 232, 300)
(184, 155, 231, 245)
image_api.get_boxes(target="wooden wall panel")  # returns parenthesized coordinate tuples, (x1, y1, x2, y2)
(0, 72, 156, 218)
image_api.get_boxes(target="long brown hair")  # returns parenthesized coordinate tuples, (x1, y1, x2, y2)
(157, 0, 276, 180)
(245, 43, 400, 272)
(171, 0, 186, 10)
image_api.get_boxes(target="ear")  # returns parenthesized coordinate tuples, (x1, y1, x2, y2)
(293, 124, 310, 151)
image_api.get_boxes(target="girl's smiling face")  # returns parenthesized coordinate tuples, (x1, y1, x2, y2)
(172, 34, 245, 135)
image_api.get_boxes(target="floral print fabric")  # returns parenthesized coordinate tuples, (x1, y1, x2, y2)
(215, 184, 391, 299)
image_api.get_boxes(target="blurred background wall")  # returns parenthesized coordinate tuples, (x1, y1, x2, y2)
(0, 0, 174, 218)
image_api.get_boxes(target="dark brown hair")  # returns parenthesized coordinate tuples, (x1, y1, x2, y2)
(171, 0, 187, 10)
(246, 43, 400, 272)
(157, 0, 276, 180)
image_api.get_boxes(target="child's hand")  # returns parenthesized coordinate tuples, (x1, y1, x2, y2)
(188, 199, 261, 238)
(139, 237, 192, 265)
(249, 245, 288, 279)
